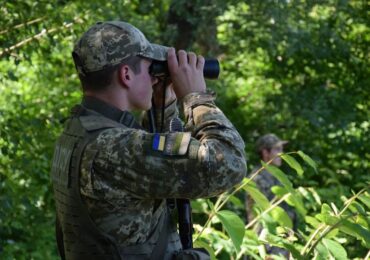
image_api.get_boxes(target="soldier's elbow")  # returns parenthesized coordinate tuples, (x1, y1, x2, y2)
(208, 157, 247, 194)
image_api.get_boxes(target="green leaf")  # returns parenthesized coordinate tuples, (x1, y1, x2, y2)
(297, 150, 318, 173)
(243, 180, 270, 210)
(309, 187, 322, 206)
(358, 193, 370, 209)
(348, 201, 366, 216)
(193, 239, 217, 260)
(305, 216, 321, 228)
(282, 243, 304, 260)
(228, 195, 243, 208)
(322, 238, 348, 260)
(264, 232, 303, 259)
(321, 203, 332, 215)
(272, 186, 297, 206)
(315, 213, 339, 226)
(325, 228, 340, 239)
(271, 186, 289, 197)
(216, 210, 245, 252)
(206, 199, 215, 212)
(315, 242, 330, 259)
(315, 204, 339, 225)
(263, 162, 307, 216)
(281, 154, 304, 176)
(340, 220, 370, 247)
(191, 199, 207, 214)
(244, 229, 259, 242)
(270, 206, 293, 228)
(263, 163, 293, 189)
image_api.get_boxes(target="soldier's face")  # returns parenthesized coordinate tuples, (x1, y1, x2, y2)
(269, 145, 283, 166)
(130, 59, 158, 110)
(263, 145, 283, 167)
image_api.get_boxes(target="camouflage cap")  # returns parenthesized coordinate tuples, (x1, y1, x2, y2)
(72, 21, 169, 75)
(256, 133, 288, 152)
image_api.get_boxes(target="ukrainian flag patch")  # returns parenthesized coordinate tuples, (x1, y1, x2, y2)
(152, 134, 166, 151)
(152, 133, 192, 155)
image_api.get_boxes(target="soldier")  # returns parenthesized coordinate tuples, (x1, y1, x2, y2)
(245, 133, 296, 258)
(50, 21, 246, 259)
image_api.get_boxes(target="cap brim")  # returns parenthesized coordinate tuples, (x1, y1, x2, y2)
(141, 43, 169, 61)
(276, 140, 289, 147)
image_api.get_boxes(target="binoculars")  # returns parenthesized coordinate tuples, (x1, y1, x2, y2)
(149, 58, 220, 79)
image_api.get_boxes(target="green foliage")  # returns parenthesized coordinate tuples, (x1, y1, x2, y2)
(0, 0, 369, 259)
(216, 210, 245, 252)
(192, 152, 369, 259)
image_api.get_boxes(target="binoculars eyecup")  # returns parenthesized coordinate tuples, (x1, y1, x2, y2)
(149, 58, 220, 79)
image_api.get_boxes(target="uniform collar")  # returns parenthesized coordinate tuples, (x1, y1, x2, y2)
(81, 96, 140, 128)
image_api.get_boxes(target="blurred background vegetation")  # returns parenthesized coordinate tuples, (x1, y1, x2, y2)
(0, 0, 369, 259)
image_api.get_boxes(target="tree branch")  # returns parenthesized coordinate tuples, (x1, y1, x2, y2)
(0, 17, 46, 35)
(0, 17, 83, 57)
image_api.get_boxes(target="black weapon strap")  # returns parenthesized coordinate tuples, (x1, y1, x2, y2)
(147, 78, 175, 259)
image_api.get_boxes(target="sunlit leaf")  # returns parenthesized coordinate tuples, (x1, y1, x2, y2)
(270, 206, 293, 228)
(263, 163, 293, 188)
(325, 228, 340, 239)
(348, 201, 366, 216)
(194, 239, 217, 260)
(281, 154, 304, 176)
(191, 199, 206, 213)
(263, 162, 307, 216)
(315, 241, 329, 259)
(322, 238, 348, 260)
(358, 193, 370, 209)
(297, 150, 318, 173)
(271, 186, 289, 197)
(321, 203, 332, 215)
(305, 216, 321, 229)
(216, 210, 245, 252)
(315, 213, 339, 226)
(243, 181, 270, 210)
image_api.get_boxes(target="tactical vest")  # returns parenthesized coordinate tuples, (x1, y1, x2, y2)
(51, 105, 182, 259)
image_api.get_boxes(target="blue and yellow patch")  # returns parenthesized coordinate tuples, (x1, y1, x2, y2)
(152, 132, 191, 155)
(152, 134, 166, 151)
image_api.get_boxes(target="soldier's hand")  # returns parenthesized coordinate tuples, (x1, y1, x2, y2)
(167, 48, 206, 99)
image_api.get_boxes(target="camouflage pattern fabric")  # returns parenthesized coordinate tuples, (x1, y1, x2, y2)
(73, 21, 169, 75)
(79, 92, 247, 248)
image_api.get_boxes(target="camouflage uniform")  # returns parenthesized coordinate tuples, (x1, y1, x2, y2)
(51, 21, 247, 259)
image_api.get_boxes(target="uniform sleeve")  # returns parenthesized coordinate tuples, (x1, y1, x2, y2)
(83, 92, 247, 199)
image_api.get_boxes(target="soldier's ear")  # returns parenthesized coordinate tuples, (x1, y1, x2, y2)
(118, 64, 133, 88)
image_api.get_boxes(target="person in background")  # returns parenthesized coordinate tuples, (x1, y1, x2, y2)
(246, 133, 296, 258)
